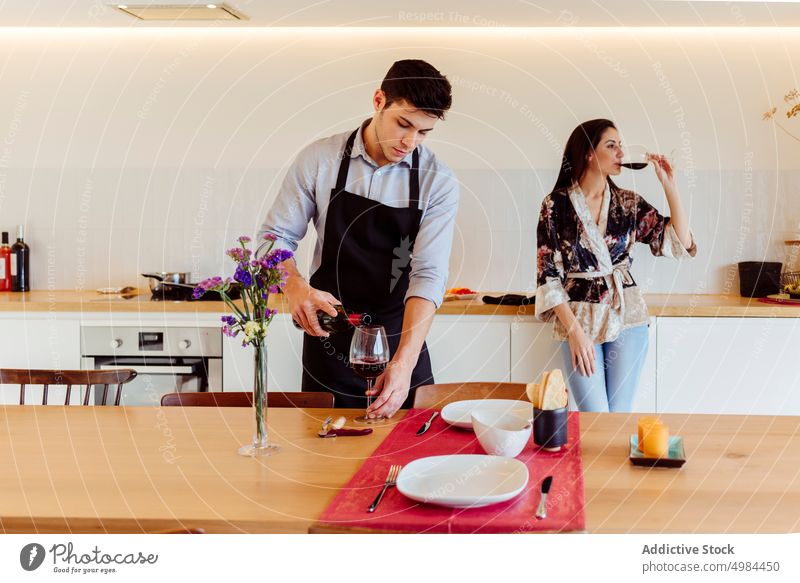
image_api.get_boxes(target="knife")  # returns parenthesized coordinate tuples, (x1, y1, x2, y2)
(318, 427, 374, 438)
(416, 411, 439, 436)
(535, 475, 553, 520)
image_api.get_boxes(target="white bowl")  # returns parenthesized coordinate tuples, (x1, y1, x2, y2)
(471, 409, 532, 458)
(441, 399, 534, 430)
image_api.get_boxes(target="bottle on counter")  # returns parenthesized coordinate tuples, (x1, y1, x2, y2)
(11, 224, 30, 292)
(0, 232, 11, 291)
(292, 304, 372, 334)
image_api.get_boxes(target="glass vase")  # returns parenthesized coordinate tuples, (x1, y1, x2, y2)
(237, 342, 280, 457)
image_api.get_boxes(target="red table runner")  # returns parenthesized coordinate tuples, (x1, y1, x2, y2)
(318, 408, 585, 533)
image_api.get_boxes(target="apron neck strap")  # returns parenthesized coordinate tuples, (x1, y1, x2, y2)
(409, 148, 420, 208)
(334, 130, 358, 194)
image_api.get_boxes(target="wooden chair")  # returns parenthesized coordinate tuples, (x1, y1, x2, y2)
(160, 391, 334, 408)
(0, 368, 138, 406)
(412, 382, 528, 409)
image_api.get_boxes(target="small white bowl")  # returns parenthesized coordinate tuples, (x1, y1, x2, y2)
(471, 409, 532, 458)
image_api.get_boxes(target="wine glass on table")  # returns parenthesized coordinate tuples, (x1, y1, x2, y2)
(621, 145, 677, 171)
(350, 325, 390, 424)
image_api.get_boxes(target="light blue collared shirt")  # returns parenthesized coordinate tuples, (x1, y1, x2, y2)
(259, 122, 459, 307)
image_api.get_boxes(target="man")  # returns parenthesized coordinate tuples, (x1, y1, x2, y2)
(259, 59, 458, 419)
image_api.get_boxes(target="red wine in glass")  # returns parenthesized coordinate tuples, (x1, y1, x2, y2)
(620, 162, 648, 170)
(351, 358, 387, 380)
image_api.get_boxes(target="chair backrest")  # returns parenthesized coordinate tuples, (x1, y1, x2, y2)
(160, 391, 335, 408)
(412, 382, 529, 409)
(0, 368, 138, 406)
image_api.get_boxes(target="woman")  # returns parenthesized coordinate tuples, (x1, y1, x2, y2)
(535, 119, 696, 412)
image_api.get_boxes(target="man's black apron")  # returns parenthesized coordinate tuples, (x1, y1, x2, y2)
(301, 129, 434, 408)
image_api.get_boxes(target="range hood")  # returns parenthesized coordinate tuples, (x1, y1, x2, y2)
(113, 2, 247, 21)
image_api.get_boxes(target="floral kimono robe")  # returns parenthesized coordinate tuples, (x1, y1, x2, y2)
(535, 183, 696, 344)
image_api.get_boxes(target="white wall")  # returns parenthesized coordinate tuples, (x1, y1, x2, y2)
(0, 27, 798, 294)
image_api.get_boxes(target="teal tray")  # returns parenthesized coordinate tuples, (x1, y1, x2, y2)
(629, 435, 686, 468)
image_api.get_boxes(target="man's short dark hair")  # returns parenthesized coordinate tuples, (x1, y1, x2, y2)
(380, 59, 452, 119)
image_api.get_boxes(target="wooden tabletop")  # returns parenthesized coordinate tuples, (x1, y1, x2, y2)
(1, 406, 798, 533)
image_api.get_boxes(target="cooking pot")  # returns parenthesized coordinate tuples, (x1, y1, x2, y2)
(141, 272, 190, 294)
(141, 273, 242, 301)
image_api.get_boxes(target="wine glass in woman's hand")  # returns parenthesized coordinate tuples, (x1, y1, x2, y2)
(350, 325, 390, 424)
(647, 150, 677, 188)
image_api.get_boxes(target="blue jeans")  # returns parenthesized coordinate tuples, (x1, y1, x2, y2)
(559, 325, 649, 412)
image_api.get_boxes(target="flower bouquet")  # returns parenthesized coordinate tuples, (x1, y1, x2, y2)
(194, 234, 293, 457)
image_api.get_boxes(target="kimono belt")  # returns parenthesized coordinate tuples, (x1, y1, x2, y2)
(565, 259, 634, 313)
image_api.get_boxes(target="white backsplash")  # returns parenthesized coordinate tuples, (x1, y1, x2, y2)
(3, 165, 799, 294)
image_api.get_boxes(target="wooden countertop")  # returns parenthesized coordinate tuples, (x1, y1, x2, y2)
(1, 406, 797, 534)
(1, 289, 799, 317)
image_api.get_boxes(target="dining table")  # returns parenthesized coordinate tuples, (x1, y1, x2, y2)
(1, 405, 799, 534)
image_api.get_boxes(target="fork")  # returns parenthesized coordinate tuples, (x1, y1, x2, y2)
(367, 464, 401, 513)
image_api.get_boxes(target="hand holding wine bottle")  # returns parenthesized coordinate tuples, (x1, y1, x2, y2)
(284, 277, 342, 337)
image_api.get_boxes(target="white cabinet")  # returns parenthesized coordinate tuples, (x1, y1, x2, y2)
(510, 318, 657, 412)
(426, 316, 511, 383)
(0, 316, 81, 404)
(656, 317, 800, 415)
(637, 320, 658, 413)
(223, 314, 304, 393)
(509, 320, 562, 382)
(250, 315, 512, 393)
(3, 309, 800, 416)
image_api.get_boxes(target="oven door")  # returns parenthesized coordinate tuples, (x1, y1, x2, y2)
(81, 356, 222, 406)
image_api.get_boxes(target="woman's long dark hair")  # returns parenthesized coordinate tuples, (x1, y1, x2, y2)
(552, 118, 619, 192)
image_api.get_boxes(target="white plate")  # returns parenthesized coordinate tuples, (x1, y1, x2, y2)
(396, 454, 529, 508)
(441, 399, 534, 430)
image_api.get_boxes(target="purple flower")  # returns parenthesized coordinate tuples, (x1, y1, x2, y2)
(222, 325, 239, 338)
(268, 285, 280, 294)
(262, 233, 277, 242)
(234, 264, 253, 287)
(193, 276, 223, 298)
(220, 315, 237, 326)
(238, 235, 252, 244)
(263, 248, 294, 269)
(227, 247, 251, 262)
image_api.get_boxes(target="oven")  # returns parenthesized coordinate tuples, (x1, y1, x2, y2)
(80, 326, 222, 406)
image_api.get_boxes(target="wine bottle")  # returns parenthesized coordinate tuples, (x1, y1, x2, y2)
(11, 224, 30, 292)
(293, 304, 372, 333)
(0, 232, 11, 291)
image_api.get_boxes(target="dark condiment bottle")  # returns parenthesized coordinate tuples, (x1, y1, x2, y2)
(11, 224, 30, 292)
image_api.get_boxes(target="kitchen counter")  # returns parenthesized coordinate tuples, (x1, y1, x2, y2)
(1, 289, 800, 317)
